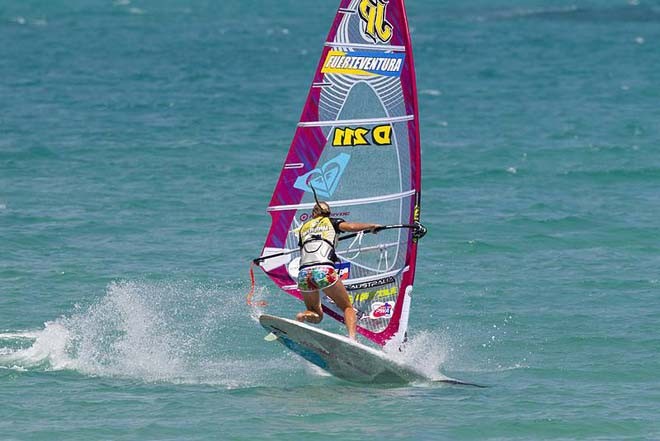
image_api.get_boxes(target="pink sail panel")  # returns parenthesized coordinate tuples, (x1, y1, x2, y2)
(258, 0, 421, 347)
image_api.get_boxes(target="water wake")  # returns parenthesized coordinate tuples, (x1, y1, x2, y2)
(0, 280, 288, 387)
(384, 331, 452, 382)
(0, 280, 507, 386)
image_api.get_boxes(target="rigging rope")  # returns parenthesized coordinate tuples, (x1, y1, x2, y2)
(246, 261, 267, 307)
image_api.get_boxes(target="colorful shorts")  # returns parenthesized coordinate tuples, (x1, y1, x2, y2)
(297, 265, 339, 292)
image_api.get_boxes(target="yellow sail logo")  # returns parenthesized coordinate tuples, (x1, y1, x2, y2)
(332, 125, 392, 147)
(358, 0, 393, 44)
(349, 287, 398, 304)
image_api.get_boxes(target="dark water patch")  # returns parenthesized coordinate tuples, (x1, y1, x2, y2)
(0, 212, 62, 228)
(520, 363, 646, 382)
(516, 233, 572, 251)
(428, 168, 525, 188)
(551, 332, 645, 346)
(449, 413, 648, 439)
(0, 146, 60, 161)
(506, 214, 596, 229)
(577, 277, 660, 291)
(560, 167, 660, 183)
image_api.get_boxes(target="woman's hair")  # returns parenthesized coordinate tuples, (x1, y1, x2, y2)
(312, 201, 331, 217)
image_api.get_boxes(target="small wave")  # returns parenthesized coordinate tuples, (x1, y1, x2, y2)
(0, 322, 73, 370)
(0, 330, 40, 340)
(462, 239, 517, 254)
(420, 89, 442, 97)
(442, 167, 526, 184)
(8, 16, 47, 26)
(0, 365, 29, 372)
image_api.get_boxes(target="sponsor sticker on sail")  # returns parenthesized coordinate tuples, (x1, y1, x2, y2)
(322, 51, 405, 77)
(369, 301, 396, 320)
(335, 262, 351, 280)
(359, 0, 394, 43)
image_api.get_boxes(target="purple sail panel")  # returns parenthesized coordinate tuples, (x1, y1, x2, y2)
(258, 0, 421, 347)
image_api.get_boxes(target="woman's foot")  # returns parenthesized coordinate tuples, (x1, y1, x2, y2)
(296, 311, 321, 323)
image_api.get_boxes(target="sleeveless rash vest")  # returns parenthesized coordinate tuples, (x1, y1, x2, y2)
(298, 217, 344, 269)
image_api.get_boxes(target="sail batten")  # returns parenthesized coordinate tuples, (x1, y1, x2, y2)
(259, 0, 421, 347)
(324, 42, 407, 51)
(298, 115, 414, 127)
(267, 189, 416, 212)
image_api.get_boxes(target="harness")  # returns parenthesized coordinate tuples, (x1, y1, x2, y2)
(298, 217, 339, 269)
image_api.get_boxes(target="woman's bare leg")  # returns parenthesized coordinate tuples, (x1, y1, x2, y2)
(296, 290, 323, 324)
(322, 281, 357, 340)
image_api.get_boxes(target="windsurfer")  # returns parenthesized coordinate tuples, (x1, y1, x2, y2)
(296, 200, 381, 340)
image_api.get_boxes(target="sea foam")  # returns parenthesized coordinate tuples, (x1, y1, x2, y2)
(0, 280, 287, 387)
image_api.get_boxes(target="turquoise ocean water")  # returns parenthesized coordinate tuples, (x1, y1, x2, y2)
(2, 0, 660, 439)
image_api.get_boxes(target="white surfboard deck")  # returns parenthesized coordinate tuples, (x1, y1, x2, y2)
(259, 314, 481, 386)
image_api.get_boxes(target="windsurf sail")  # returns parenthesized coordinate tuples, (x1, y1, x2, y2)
(256, 0, 421, 347)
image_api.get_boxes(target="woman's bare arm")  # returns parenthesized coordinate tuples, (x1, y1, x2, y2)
(337, 222, 381, 233)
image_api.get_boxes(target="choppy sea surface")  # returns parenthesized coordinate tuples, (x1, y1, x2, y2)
(2, 1, 660, 439)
